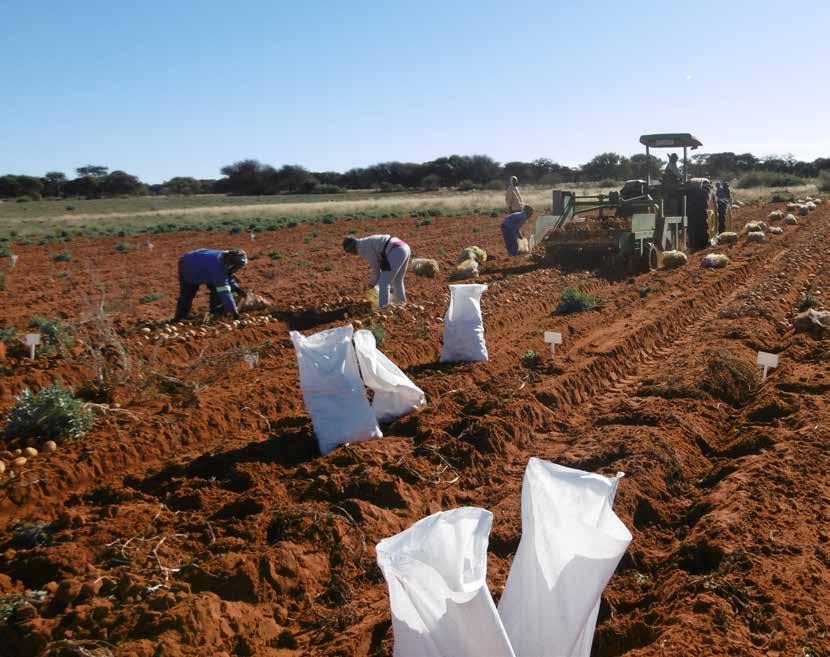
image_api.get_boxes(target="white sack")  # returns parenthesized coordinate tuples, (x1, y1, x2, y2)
(353, 329, 426, 423)
(440, 284, 488, 363)
(377, 508, 516, 657)
(498, 458, 632, 657)
(290, 324, 381, 455)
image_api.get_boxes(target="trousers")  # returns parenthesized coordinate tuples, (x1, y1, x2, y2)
(379, 243, 411, 308)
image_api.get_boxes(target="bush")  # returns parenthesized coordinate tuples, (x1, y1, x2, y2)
(769, 190, 794, 203)
(370, 324, 386, 347)
(736, 170, 808, 188)
(229, 226, 243, 234)
(268, 251, 283, 260)
(521, 350, 542, 368)
(556, 287, 601, 314)
(139, 292, 164, 304)
(0, 327, 16, 343)
(114, 242, 130, 253)
(819, 170, 830, 193)
(52, 252, 72, 262)
(799, 293, 819, 312)
(65, 205, 75, 211)
(3, 382, 93, 441)
(456, 179, 477, 191)
(598, 178, 618, 188)
(28, 317, 74, 352)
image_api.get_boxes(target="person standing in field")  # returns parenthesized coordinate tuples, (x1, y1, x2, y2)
(501, 205, 534, 256)
(505, 176, 524, 213)
(173, 248, 248, 321)
(715, 181, 732, 233)
(343, 235, 411, 308)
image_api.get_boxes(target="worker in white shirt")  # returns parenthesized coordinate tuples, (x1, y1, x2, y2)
(505, 176, 524, 213)
(343, 235, 411, 308)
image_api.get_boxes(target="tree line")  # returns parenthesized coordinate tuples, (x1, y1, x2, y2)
(2, 152, 830, 200)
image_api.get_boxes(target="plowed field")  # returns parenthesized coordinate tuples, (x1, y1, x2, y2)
(1, 203, 829, 657)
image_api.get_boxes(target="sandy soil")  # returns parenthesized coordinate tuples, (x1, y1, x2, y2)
(0, 204, 829, 657)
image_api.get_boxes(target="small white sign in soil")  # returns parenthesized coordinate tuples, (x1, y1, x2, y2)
(243, 353, 260, 369)
(756, 351, 779, 380)
(10, 254, 18, 267)
(544, 331, 562, 357)
(24, 333, 41, 360)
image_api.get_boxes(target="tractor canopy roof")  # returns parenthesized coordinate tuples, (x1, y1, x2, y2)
(639, 133, 703, 149)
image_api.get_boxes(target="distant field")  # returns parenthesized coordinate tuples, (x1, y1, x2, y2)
(0, 183, 819, 241)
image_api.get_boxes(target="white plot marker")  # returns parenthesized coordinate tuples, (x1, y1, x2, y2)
(756, 351, 779, 380)
(243, 353, 259, 370)
(24, 333, 41, 360)
(146, 241, 154, 250)
(249, 232, 256, 242)
(10, 254, 18, 267)
(544, 331, 562, 358)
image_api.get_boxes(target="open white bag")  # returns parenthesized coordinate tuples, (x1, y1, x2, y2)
(498, 458, 632, 657)
(290, 324, 381, 455)
(353, 329, 426, 423)
(440, 284, 488, 363)
(376, 508, 515, 657)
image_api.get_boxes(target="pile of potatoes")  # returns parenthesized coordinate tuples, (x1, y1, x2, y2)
(0, 440, 57, 476)
(135, 315, 278, 344)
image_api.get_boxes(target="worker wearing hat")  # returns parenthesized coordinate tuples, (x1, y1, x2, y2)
(505, 176, 524, 213)
(173, 248, 248, 321)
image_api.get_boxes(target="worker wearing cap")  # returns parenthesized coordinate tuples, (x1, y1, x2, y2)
(663, 153, 682, 184)
(173, 248, 248, 321)
(505, 176, 524, 213)
(501, 205, 534, 256)
(343, 235, 411, 308)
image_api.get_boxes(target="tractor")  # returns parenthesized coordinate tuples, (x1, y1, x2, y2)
(535, 133, 721, 271)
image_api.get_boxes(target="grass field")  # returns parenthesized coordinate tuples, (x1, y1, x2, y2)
(0, 183, 820, 241)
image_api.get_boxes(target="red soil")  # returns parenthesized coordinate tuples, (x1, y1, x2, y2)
(1, 205, 829, 657)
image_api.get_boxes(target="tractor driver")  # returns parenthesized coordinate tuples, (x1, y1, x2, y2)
(663, 153, 682, 185)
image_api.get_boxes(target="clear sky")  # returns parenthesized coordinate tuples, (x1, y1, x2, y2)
(2, 0, 828, 183)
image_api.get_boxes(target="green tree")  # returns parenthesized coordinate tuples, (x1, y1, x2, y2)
(76, 165, 109, 178)
(42, 171, 67, 196)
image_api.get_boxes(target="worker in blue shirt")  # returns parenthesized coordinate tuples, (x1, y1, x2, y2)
(173, 249, 248, 321)
(501, 205, 534, 256)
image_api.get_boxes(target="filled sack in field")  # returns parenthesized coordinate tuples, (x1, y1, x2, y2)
(744, 222, 763, 233)
(376, 508, 515, 657)
(769, 226, 784, 235)
(786, 203, 799, 211)
(458, 246, 487, 265)
(451, 259, 479, 281)
(441, 284, 488, 362)
(785, 214, 798, 225)
(806, 201, 817, 211)
(701, 253, 729, 268)
(353, 329, 426, 423)
(799, 205, 809, 216)
(238, 292, 272, 311)
(793, 308, 830, 336)
(517, 237, 532, 255)
(757, 221, 769, 231)
(412, 258, 440, 278)
(498, 458, 632, 657)
(716, 231, 738, 245)
(746, 231, 766, 243)
(767, 210, 784, 221)
(290, 325, 381, 455)
(661, 250, 687, 270)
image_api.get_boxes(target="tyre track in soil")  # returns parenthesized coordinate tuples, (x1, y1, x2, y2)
(474, 211, 830, 657)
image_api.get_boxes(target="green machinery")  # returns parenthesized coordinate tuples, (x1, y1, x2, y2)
(537, 133, 705, 270)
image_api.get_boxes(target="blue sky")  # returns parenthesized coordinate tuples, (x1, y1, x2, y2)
(1, 0, 828, 183)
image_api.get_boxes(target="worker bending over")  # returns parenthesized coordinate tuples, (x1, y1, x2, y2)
(344, 235, 411, 308)
(174, 248, 248, 322)
(501, 205, 534, 256)
(505, 176, 524, 213)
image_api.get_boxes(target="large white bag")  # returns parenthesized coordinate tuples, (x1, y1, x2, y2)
(498, 458, 632, 657)
(376, 508, 516, 657)
(440, 284, 488, 363)
(290, 324, 381, 455)
(353, 329, 426, 423)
